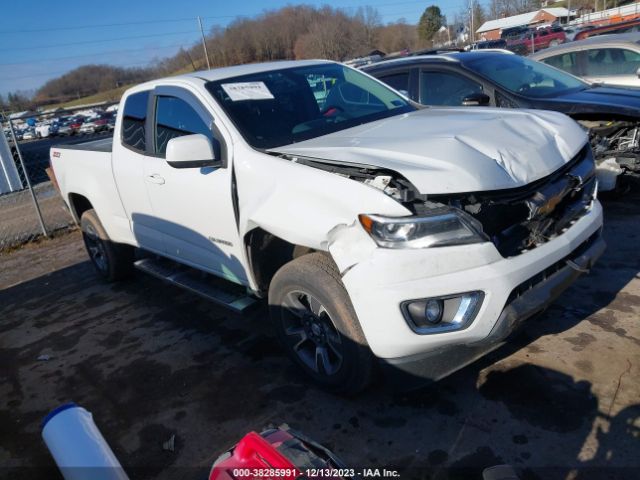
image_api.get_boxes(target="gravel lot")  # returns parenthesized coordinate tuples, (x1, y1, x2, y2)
(0, 193, 638, 480)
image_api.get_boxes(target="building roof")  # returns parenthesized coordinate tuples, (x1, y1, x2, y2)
(476, 8, 569, 34)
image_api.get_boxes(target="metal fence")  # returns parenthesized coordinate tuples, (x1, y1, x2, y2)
(0, 116, 78, 251)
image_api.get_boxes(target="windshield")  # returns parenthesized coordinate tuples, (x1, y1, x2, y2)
(465, 54, 588, 98)
(205, 63, 414, 149)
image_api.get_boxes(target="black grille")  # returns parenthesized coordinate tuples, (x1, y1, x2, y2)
(463, 147, 597, 257)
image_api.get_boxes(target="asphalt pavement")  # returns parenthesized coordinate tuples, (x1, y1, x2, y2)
(1, 192, 638, 480)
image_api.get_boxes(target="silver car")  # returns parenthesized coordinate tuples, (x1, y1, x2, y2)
(531, 32, 640, 87)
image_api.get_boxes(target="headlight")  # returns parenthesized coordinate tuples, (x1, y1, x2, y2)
(358, 209, 487, 249)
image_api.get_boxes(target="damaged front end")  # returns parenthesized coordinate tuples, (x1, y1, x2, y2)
(434, 146, 598, 257)
(279, 145, 597, 259)
(580, 119, 640, 182)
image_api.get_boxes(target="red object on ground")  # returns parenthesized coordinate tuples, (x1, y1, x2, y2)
(210, 430, 301, 480)
(210, 428, 348, 480)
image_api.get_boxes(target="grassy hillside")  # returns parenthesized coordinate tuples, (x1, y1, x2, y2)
(48, 63, 203, 110)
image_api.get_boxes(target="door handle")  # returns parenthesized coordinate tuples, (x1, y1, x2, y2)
(146, 174, 165, 185)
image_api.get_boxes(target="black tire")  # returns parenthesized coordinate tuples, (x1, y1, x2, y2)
(80, 209, 134, 281)
(269, 252, 375, 394)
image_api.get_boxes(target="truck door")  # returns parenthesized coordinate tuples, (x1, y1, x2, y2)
(111, 90, 166, 254)
(142, 85, 248, 285)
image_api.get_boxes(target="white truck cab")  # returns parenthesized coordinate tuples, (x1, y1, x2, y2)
(50, 60, 604, 393)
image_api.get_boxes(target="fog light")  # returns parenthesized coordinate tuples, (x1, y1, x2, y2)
(425, 299, 443, 324)
(402, 291, 484, 334)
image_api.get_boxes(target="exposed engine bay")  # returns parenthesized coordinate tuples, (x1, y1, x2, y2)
(281, 148, 597, 258)
(579, 119, 640, 175)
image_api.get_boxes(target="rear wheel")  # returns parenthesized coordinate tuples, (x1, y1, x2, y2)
(269, 252, 375, 394)
(81, 209, 134, 281)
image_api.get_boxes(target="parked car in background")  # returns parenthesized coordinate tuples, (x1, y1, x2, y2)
(363, 50, 640, 188)
(35, 123, 59, 138)
(501, 25, 530, 41)
(79, 119, 95, 135)
(471, 39, 507, 50)
(50, 60, 604, 393)
(68, 117, 84, 135)
(57, 121, 73, 137)
(564, 25, 596, 42)
(531, 33, 640, 87)
(507, 27, 566, 54)
(80, 115, 110, 134)
(575, 18, 640, 41)
(22, 129, 36, 140)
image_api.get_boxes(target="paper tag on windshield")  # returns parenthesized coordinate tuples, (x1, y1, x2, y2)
(221, 82, 274, 101)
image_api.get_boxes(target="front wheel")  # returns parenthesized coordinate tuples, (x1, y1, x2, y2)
(269, 252, 375, 394)
(81, 209, 134, 281)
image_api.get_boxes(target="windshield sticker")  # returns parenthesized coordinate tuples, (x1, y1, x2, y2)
(221, 82, 274, 101)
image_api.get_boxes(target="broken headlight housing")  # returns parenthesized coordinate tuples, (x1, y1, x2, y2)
(358, 209, 487, 249)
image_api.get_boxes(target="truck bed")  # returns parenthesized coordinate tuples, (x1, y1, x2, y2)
(54, 136, 113, 153)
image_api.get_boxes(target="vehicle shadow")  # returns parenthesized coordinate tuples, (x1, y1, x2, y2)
(410, 364, 640, 480)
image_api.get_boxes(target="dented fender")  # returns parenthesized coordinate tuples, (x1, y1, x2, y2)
(232, 145, 410, 287)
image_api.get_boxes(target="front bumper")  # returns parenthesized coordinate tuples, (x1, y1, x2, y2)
(333, 200, 604, 361)
(380, 229, 605, 387)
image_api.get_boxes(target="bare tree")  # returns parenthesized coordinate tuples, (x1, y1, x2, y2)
(376, 20, 419, 53)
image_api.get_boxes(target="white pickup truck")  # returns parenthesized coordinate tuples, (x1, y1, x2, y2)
(50, 60, 605, 393)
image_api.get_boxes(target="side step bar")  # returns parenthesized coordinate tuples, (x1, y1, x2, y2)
(134, 258, 257, 313)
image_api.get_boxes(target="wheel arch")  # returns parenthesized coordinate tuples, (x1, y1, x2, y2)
(244, 227, 316, 295)
(68, 193, 94, 223)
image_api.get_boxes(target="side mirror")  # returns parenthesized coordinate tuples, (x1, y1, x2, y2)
(636, 67, 640, 79)
(166, 134, 221, 169)
(462, 92, 491, 107)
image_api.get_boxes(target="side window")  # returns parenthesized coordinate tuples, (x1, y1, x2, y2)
(419, 71, 483, 106)
(154, 96, 214, 156)
(584, 48, 640, 76)
(542, 52, 579, 76)
(378, 72, 410, 96)
(121, 91, 149, 152)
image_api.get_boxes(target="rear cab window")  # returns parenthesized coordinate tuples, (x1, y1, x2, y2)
(121, 91, 150, 152)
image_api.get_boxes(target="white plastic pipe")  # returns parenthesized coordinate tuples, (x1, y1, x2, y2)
(41, 403, 129, 480)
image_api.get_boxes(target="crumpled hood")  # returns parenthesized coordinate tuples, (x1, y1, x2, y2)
(272, 107, 588, 194)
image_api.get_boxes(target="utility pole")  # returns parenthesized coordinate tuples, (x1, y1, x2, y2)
(567, 0, 571, 25)
(197, 16, 211, 70)
(469, 0, 474, 45)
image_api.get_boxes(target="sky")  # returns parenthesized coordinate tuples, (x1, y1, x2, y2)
(0, 0, 482, 96)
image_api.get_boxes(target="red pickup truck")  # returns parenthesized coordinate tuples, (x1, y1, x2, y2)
(508, 27, 566, 54)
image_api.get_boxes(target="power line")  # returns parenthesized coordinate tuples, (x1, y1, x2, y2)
(0, 30, 198, 52)
(0, 43, 189, 66)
